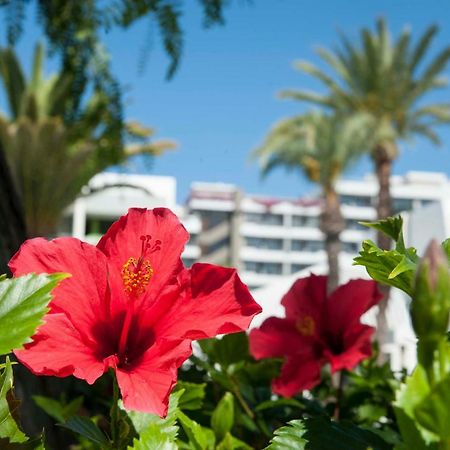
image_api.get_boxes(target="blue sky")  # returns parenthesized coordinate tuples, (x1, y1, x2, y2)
(2, 0, 450, 202)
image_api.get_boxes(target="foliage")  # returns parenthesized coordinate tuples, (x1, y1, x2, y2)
(265, 420, 307, 449)
(253, 111, 374, 189)
(0, 0, 241, 156)
(354, 216, 419, 295)
(1, 0, 235, 80)
(0, 272, 67, 355)
(281, 18, 450, 157)
(356, 217, 450, 448)
(0, 44, 175, 236)
(0, 272, 66, 447)
(0, 358, 27, 444)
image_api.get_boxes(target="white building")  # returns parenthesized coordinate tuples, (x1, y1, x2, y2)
(187, 171, 448, 289)
(63, 170, 450, 290)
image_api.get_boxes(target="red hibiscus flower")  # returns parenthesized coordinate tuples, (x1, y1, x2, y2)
(249, 274, 381, 397)
(10, 208, 261, 416)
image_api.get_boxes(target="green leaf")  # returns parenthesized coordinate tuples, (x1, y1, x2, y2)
(302, 416, 392, 450)
(175, 382, 206, 411)
(394, 407, 435, 450)
(60, 416, 109, 446)
(211, 393, 234, 441)
(0, 358, 27, 444)
(394, 365, 437, 445)
(216, 432, 234, 450)
(360, 216, 404, 244)
(354, 240, 416, 295)
(177, 410, 215, 450)
(265, 419, 307, 449)
(356, 404, 386, 422)
(255, 398, 304, 412)
(415, 376, 450, 439)
(33, 395, 83, 423)
(0, 273, 69, 355)
(395, 365, 430, 418)
(441, 238, 450, 266)
(355, 216, 422, 295)
(0, 436, 47, 449)
(124, 390, 182, 438)
(128, 425, 177, 450)
(198, 333, 251, 368)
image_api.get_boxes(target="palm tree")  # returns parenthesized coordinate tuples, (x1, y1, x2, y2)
(0, 43, 175, 237)
(253, 112, 373, 293)
(280, 18, 450, 251)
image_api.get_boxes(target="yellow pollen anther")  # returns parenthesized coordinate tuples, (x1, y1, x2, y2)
(296, 315, 315, 336)
(122, 257, 154, 297)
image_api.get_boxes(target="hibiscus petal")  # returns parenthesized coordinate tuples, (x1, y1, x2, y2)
(153, 264, 262, 340)
(97, 208, 189, 299)
(14, 314, 104, 384)
(116, 339, 192, 416)
(327, 279, 382, 335)
(324, 323, 374, 373)
(249, 317, 304, 359)
(9, 237, 108, 341)
(273, 356, 322, 397)
(281, 274, 327, 327)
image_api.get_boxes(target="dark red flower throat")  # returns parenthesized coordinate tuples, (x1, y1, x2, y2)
(98, 235, 162, 369)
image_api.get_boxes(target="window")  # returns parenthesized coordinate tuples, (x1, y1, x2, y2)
(207, 237, 230, 253)
(291, 263, 309, 274)
(346, 219, 366, 231)
(339, 194, 372, 207)
(188, 234, 198, 245)
(86, 217, 115, 235)
(343, 242, 359, 254)
(393, 198, 413, 214)
(244, 213, 283, 226)
(244, 261, 283, 274)
(245, 237, 283, 250)
(291, 240, 323, 252)
(196, 210, 230, 228)
(292, 215, 319, 228)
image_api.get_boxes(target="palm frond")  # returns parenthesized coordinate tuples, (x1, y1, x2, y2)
(0, 47, 26, 119)
(278, 89, 333, 107)
(409, 123, 442, 146)
(410, 24, 438, 73)
(253, 112, 372, 188)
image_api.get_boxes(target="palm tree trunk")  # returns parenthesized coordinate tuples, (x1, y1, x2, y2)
(320, 188, 345, 294)
(373, 143, 394, 359)
(373, 144, 393, 249)
(0, 143, 26, 274)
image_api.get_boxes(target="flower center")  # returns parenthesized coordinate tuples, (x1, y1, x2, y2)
(121, 235, 161, 297)
(296, 315, 315, 336)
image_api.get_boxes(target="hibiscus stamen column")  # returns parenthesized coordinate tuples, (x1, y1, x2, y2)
(117, 235, 159, 362)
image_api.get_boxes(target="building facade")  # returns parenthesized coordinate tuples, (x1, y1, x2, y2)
(187, 171, 447, 289)
(63, 171, 450, 290)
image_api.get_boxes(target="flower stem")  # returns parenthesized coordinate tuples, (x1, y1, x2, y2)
(228, 374, 255, 420)
(333, 371, 345, 421)
(110, 372, 120, 448)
